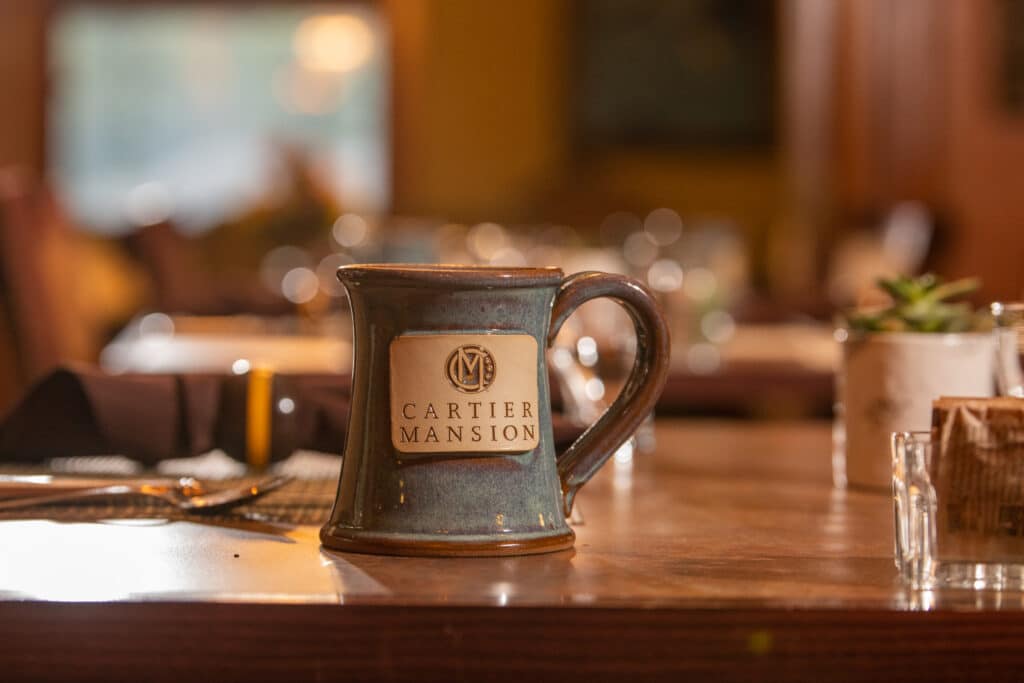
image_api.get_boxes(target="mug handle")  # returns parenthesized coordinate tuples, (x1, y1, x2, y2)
(547, 271, 671, 515)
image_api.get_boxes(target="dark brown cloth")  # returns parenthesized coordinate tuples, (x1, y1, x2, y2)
(0, 365, 585, 464)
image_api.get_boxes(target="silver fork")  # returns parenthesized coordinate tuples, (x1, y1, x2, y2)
(0, 474, 293, 513)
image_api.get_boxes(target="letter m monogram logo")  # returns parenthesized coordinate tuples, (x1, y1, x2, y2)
(445, 344, 495, 393)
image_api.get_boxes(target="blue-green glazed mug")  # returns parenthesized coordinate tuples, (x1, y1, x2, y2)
(320, 264, 670, 556)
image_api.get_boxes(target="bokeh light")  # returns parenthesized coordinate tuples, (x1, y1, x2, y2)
(138, 312, 174, 337)
(467, 222, 508, 261)
(701, 310, 736, 344)
(623, 231, 659, 267)
(294, 14, 374, 73)
(644, 208, 683, 247)
(488, 247, 527, 266)
(647, 258, 684, 292)
(576, 336, 599, 367)
(584, 377, 606, 401)
(316, 252, 355, 296)
(332, 213, 369, 248)
(260, 246, 311, 293)
(683, 267, 718, 300)
(281, 267, 320, 304)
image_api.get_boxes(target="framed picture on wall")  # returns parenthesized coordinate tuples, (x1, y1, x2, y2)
(575, 0, 778, 150)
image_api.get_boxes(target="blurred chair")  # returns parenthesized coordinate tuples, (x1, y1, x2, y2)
(123, 222, 292, 316)
(0, 169, 91, 392)
(0, 169, 147, 409)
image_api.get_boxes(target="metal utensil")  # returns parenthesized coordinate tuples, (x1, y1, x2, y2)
(0, 474, 293, 513)
(0, 475, 190, 499)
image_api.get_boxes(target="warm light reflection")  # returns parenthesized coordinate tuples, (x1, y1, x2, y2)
(550, 347, 574, 370)
(613, 441, 634, 465)
(138, 312, 175, 337)
(0, 521, 347, 603)
(700, 310, 736, 344)
(467, 222, 508, 261)
(332, 213, 369, 247)
(317, 252, 355, 296)
(576, 336, 598, 367)
(488, 247, 527, 267)
(683, 267, 717, 300)
(612, 441, 633, 493)
(281, 267, 320, 304)
(294, 14, 374, 73)
(647, 258, 684, 292)
(584, 377, 605, 401)
(492, 581, 515, 607)
(623, 231, 658, 267)
(644, 208, 683, 246)
(260, 246, 311, 293)
(0, 521, 172, 601)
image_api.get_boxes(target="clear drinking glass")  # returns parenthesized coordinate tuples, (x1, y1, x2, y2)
(991, 302, 1024, 397)
(893, 431, 1024, 590)
(890, 302, 1024, 589)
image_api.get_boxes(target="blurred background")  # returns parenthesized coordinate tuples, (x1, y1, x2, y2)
(0, 0, 1022, 421)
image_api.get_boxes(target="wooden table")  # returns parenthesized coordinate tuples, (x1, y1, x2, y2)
(2, 419, 1023, 682)
(98, 317, 835, 418)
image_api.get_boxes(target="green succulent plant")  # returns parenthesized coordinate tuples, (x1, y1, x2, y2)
(844, 274, 982, 333)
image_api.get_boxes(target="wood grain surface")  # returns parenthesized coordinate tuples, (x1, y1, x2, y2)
(3, 419, 1024, 681)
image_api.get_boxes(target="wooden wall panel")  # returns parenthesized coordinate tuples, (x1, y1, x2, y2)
(0, 1, 46, 176)
(834, 0, 947, 211)
(831, 0, 1024, 300)
(944, 0, 1024, 299)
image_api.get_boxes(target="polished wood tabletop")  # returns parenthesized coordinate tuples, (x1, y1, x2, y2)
(3, 419, 1024, 681)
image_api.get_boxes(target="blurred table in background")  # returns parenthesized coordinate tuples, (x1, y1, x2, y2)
(100, 313, 351, 374)
(662, 361, 834, 418)
(662, 324, 836, 418)
(101, 315, 836, 418)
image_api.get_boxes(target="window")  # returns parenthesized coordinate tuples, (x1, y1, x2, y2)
(50, 4, 388, 233)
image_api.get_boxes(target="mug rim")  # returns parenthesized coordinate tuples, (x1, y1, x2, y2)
(337, 263, 565, 288)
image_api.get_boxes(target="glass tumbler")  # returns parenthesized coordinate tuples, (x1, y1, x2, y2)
(992, 302, 1024, 397)
(893, 431, 1024, 590)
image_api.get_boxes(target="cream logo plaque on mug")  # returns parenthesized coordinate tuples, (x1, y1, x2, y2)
(390, 334, 539, 453)
(321, 265, 670, 557)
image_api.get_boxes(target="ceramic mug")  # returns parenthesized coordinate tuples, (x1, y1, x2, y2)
(320, 264, 670, 556)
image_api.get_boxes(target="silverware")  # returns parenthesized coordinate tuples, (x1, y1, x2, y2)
(0, 475, 293, 513)
(0, 475, 188, 499)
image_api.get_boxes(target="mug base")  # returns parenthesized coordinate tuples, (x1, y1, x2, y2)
(319, 525, 576, 557)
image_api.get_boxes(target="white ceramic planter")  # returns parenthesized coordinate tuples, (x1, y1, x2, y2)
(835, 332, 996, 489)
